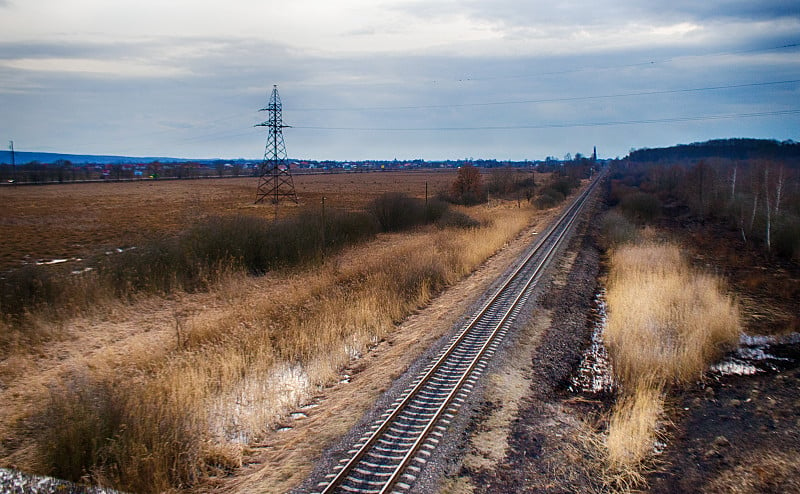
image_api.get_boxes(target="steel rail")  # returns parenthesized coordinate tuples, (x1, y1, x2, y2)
(319, 171, 603, 494)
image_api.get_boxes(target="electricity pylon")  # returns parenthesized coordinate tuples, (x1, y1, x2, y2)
(255, 85, 298, 204)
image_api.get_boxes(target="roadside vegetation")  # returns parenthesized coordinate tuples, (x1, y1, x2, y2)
(0, 194, 462, 356)
(34, 205, 528, 491)
(594, 175, 744, 489)
(0, 168, 576, 492)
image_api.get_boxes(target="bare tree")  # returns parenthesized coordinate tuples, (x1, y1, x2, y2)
(774, 165, 785, 216)
(764, 166, 772, 252)
(749, 166, 761, 234)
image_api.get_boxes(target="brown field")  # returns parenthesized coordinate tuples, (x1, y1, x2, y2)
(0, 171, 456, 269)
(0, 169, 560, 492)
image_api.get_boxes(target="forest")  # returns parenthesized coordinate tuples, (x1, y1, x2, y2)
(628, 138, 800, 163)
(614, 139, 800, 260)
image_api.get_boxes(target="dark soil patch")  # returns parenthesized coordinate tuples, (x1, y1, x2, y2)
(456, 193, 800, 494)
(650, 357, 800, 493)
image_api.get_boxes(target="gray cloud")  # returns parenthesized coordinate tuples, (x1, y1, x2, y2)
(1, 1, 798, 161)
(391, 0, 800, 33)
(0, 40, 129, 60)
(638, 0, 800, 21)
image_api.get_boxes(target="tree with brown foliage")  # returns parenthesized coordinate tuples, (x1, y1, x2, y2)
(450, 164, 486, 205)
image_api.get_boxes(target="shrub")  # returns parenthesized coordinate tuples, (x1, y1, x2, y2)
(1, 212, 380, 335)
(0, 266, 104, 353)
(550, 177, 578, 197)
(436, 209, 480, 229)
(773, 215, 800, 260)
(319, 209, 380, 250)
(369, 193, 427, 231)
(0, 265, 62, 318)
(368, 193, 451, 232)
(619, 191, 661, 222)
(448, 165, 486, 205)
(38, 372, 209, 492)
(184, 215, 273, 275)
(599, 210, 638, 248)
(102, 238, 192, 296)
(424, 198, 449, 223)
(534, 187, 565, 209)
(37, 374, 125, 482)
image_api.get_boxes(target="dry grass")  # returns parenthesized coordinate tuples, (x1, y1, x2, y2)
(705, 450, 800, 494)
(600, 241, 741, 488)
(29, 204, 532, 492)
(605, 243, 741, 389)
(604, 386, 665, 475)
(1, 171, 550, 491)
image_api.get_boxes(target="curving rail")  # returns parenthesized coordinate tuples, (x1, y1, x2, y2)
(316, 171, 604, 494)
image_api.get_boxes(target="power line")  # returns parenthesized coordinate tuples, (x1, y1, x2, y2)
(291, 79, 800, 112)
(446, 42, 800, 83)
(292, 108, 800, 132)
(64, 42, 796, 154)
(88, 42, 800, 148)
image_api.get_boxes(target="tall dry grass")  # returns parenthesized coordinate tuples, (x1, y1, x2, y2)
(605, 243, 741, 389)
(35, 205, 532, 492)
(601, 241, 740, 486)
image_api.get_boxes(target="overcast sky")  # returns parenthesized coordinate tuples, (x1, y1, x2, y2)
(1, 0, 798, 161)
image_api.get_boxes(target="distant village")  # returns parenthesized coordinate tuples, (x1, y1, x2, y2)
(0, 153, 609, 184)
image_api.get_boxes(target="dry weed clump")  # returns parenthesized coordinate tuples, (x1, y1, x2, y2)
(705, 450, 800, 494)
(601, 241, 741, 485)
(34, 205, 531, 492)
(604, 385, 665, 472)
(605, 243, 741, 388)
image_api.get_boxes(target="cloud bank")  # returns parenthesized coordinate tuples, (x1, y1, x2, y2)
(0, 0, 798, 160)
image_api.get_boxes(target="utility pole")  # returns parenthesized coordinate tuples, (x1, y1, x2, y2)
(255, 85, 298, 204)
(321, 196, 326, 259)
(9, 140, 16, 183)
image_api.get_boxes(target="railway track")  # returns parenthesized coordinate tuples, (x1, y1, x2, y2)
(316, 172, 603, 494)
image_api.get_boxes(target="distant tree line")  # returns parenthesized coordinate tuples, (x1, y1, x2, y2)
(628, 138, 800, 164)
(0, 160, 252, 184)
(611, 155, 800, 260)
